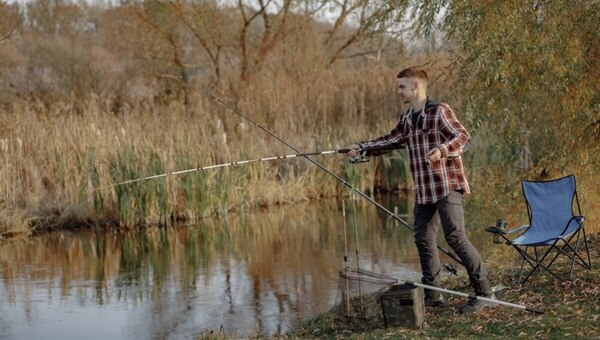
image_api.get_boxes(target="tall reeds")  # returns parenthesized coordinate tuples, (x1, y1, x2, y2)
(1, 62, 597, 236)
(0, 64, 416, 235)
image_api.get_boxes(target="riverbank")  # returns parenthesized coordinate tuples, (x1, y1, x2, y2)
(287, 233, 599, 339)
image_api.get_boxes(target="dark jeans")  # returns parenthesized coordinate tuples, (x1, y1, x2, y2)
(414, 191, 488, 287)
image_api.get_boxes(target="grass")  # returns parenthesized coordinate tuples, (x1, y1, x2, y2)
(0, 62, 420, 236)
(287, 233, 600, 339)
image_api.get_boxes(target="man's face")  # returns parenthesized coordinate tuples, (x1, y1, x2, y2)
(397, 77, 418, 104)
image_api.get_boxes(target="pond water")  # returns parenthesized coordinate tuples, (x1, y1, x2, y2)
(0, 195, 494, 339)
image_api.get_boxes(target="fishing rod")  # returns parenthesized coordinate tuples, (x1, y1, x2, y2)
(402, 280, 544, 314)
(88, 146, 396, 192)
(342, 269, 544, 314)
(179, 78, 464, 268)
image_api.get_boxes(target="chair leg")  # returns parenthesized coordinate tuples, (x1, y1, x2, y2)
(544, 238, 572, 272)
(569, 232, 581, 279)
(535, 237, 588, 280)
(582, 228, 592, 269)
(511, 228, 591, 285)
(520, 240, 567, 284)
(553, 231, 592, 270)
(514, 245, 561, 285)
(518, 246, 528, 284)
(560, 238, 591, 270)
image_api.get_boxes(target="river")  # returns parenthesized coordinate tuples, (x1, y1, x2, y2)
(0, 195, 494, 339)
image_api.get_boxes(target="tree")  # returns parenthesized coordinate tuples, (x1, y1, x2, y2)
(0, 1, 20, 43)
(413, 0, 600, 171)
(319, 0, 410, 67)
(128, 0, 410, 89)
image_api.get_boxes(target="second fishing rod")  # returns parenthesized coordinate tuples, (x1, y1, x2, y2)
(177, 78, 465, 269)
(89, 146, 395, 192)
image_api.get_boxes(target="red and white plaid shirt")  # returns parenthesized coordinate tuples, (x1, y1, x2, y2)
(359, 99, 470, 205)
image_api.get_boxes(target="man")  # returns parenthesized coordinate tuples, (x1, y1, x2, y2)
(346, 67, 495, 313)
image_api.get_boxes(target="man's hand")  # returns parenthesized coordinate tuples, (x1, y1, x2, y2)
(427, 147, 442, 164)
(345, 144, 360, 158)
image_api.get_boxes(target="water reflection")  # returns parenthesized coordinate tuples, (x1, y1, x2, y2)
(0, 196, 491, 338)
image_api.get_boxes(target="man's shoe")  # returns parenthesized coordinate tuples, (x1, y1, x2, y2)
(425, 295, 449, 308)
(422, 275, 449, 308)
(458, 293, 497, 314)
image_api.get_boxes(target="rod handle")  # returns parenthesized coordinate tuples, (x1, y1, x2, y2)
(337, 146, 400, 154)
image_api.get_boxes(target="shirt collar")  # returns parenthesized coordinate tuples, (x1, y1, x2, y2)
(411, 98, 440, 113)
(408, 97, 432, 118)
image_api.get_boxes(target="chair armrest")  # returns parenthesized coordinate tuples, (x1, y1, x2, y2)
(485, 226, 507, 234)
(506, 224, 529, 234)
(560, 216, 585, 236)
(485, 224, 529, 235)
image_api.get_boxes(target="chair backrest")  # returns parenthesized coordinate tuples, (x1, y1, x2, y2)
(522, 175, 576, 233)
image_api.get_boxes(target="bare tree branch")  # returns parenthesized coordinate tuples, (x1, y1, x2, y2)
(337, 49, 381, 60)
(323, 0, 351, 46)
(256, 0, 292, 65)
(164, 0, 223, 83)
(237, 0, 270, 81)
(133, 2, 191, 106)
(326, 0, 371, 67)
(323, 0, 409, 67)
(0, 1, 20, 43)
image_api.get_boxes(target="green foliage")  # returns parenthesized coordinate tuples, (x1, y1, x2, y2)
(175, 147, 209, 217)
(425, 0, 600, 172)
(109, 147, 168, 227)
(78, 147, 105, 216)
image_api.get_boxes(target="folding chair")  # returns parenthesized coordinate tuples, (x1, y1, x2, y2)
(486, 175, 591, 285)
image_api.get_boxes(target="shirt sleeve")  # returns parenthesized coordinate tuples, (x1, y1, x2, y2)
(358, 118, 406, 156)
(437, 105, 470, 158)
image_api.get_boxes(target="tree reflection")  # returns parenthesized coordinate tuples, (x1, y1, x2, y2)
(0, 196, 488, 337)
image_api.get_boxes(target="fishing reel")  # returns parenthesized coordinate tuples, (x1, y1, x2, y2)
(443, 262, 458, 276)
(349, 151, 369, 164)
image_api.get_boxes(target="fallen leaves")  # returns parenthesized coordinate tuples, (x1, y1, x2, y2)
(289, 233, 600, 338)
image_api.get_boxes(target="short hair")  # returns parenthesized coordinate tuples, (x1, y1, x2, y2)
(397, 67, 429, 84)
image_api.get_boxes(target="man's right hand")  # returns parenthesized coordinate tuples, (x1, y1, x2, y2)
(345, 144, 360, 157)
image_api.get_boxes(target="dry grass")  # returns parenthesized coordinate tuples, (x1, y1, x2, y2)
(0, 63, 419, 235)
(1, 59, 597, 237)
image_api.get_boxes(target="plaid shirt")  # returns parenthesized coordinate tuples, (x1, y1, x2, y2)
(359, 99, 470, 205)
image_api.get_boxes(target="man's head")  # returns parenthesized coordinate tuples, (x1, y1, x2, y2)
(396, 67, 429, 104)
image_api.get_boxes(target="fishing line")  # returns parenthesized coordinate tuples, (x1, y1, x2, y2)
(351, 191, 364, 313)
(159, 75, 464, 269)
(342, 200, 350, 316)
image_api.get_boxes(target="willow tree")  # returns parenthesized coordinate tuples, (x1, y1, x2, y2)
(407, 0, 599, 175)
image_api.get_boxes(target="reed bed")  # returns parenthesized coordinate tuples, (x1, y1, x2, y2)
(1, 60, 598, 237)
(0, 64, 415, 237)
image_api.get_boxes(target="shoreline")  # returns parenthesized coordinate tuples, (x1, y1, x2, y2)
(1, 189, 413, 240)
(287, 233, 599, 339)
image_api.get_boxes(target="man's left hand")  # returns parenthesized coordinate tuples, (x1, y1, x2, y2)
(427, 147, 442, 164)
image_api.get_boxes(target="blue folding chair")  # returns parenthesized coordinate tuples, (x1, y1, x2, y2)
(486, 175, 591, 285)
